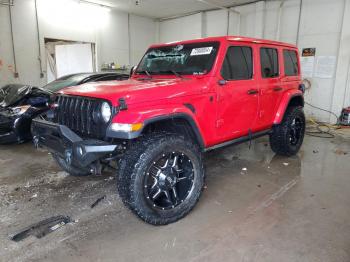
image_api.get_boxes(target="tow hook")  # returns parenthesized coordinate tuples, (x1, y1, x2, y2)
(90, 161, 103, 175)
(64, 149, 73, 166)
(33, 136, 39, 149)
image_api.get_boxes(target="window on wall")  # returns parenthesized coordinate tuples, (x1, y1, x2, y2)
(283, 50, 299, 76)
(260, 48, 279, 78)
(221, 46, 253, 80)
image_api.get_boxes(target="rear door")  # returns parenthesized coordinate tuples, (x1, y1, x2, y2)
(216, 43, 259, 141)
(253, 46, 283, 131)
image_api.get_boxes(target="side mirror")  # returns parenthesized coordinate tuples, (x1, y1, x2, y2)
(129, 66, 137, 78)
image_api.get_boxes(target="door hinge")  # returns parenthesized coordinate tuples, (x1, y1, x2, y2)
(216, 119, 224, 128)
(259, 110, 264, 118)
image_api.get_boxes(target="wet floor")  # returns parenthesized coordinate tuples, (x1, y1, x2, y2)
(0, 134, 349, 262)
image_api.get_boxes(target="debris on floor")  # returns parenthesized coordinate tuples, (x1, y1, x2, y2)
(283, 162, 289, 166)
(334, 149, 348, 155)
(91, 195, 106, 208)
(10, 216, 72, 242)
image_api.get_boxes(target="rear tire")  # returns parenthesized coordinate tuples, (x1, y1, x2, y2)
(117, 133, 204, 225)
(52, 154, 91, 176)
(269, 106, 305, 156)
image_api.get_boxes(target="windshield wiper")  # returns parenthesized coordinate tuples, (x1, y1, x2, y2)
(136, 70, 152, 78)
(157, 70, 184, 79)
(171, 70, 184, 79)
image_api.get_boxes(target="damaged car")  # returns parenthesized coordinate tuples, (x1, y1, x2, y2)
(0, 72, 129, 144)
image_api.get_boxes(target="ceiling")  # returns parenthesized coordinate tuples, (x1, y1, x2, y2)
(89, 0, 264, 19)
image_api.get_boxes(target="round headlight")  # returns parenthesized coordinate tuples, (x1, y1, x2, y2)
(101, 102, 112, 123)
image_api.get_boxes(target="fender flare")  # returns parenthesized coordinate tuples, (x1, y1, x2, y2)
(106, 112, 205, 149)
(142, 113, 205, 149)
(273, 91, 304, 124)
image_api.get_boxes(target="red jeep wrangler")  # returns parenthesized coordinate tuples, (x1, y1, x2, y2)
(32, 36, 305, 225)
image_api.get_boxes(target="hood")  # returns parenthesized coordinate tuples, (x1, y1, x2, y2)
(60, 78, 207, 106)
(0, 84, 51, 107)
(60, 78, 205, 106)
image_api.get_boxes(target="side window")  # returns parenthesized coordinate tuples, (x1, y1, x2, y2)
(283, 50, 299, 76)
(221, 46, 253, 80)
(260, 48, 279, 78)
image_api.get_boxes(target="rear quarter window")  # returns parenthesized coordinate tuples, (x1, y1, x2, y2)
(283, 50, 299, 76)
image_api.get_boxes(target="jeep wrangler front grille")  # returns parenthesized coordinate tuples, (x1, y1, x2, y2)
(53, 95, 109, 139)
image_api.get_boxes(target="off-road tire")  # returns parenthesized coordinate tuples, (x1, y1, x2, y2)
(117, 133, 205, 225)
(52, 154, 91, 176)
(269, 106, 305, 156)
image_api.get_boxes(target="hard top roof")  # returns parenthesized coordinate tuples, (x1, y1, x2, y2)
(151, 35, 297, 49)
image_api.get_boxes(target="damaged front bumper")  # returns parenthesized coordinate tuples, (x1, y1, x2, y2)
(0, 113, 31, 144)
(32, 119, 118, 168)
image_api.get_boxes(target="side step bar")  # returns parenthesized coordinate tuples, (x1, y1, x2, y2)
(204, 129, 271, 152)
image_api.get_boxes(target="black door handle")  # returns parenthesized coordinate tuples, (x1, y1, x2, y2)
(273, 87, 283, 92)
(247, 89, 258, 95)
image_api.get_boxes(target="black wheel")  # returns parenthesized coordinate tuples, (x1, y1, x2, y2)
(269, 106, 305, 156)
(52, 154, 91, 176)
(117, 133, 204, 225)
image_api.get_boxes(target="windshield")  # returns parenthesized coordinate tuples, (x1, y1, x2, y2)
(136, 41, 220, 75)
(42, 74, 91, 92)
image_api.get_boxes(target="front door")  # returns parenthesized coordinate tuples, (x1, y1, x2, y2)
(216, 44, 259, 142)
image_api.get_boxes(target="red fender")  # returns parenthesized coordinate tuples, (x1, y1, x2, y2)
(111, 104, 206, 146)
(273, 90, 304, 124)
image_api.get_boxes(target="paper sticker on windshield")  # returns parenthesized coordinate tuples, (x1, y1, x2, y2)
(190, 47, 213, 56)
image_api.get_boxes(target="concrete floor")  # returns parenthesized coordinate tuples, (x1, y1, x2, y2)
(0, 133, 350, 262)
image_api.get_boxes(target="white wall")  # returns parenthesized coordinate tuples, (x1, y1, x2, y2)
(0, 5, 16, 85)
(130, 14, 158, 65)
(0, 0, 157, 87)
(159, 13, 202, 43)
(158, 0, 350, 122)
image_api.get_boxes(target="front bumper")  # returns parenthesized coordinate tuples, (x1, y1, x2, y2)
(32, 119, 118, 168)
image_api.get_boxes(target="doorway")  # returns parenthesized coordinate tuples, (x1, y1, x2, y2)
(44, 38, 96, 82)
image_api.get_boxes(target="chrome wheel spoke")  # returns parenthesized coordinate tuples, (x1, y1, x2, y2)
(164, 190, 171, 202)
(172, 187, 179, 204)
(160, 158, 169, 169)
(152, 188, 162, 200)
(172, 155, 178, 168)
(151, 177, 158, 189)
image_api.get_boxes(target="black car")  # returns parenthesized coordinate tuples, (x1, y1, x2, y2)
(0, 72, 129, 144)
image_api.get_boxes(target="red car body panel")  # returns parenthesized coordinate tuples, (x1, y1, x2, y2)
(59, 36, 302, 148)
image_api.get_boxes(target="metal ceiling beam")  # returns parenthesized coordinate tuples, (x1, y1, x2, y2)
(197, 0, 240, 14)
(0, 0, 14, 6)
(158, 0, 277, 21)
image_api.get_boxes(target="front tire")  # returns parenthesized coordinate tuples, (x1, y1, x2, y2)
(117, 133, 204, 225)
(269, 106, 305, 156)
